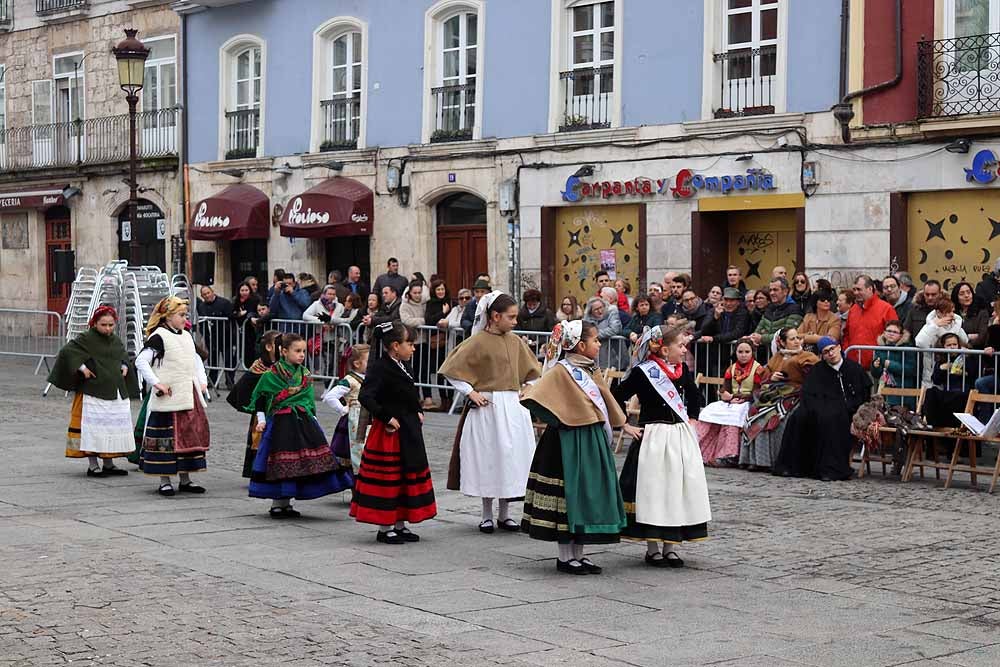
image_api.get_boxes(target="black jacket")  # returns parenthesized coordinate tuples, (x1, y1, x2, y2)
(613, 362, 702, 423)
(902, 296, 934, 341)
(517, 306, 556, 333)
(371, 298, 402, 327)
(701, 305, 751, 343)
(359, 355, 427, 470)
(975, 272, 1000, 306)
(197, 295, 233, 319)
(681, 302, 712, 337)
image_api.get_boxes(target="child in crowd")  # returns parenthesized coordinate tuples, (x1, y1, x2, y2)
(350, 322, 437, 544)
(922, 332, 979, 428)
(521, 321, 639, 575)
(227, 330, 281, 478)
(247, 333, 354, 517)
(322, 344, 371, 474)
(613, 326, 711, 568)
(695, 339, 767, 466)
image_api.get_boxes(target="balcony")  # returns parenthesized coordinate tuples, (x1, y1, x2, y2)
(712, 46, 776, 119)
(319, 97, 360, 151)
(0, 0, 12, 30)
(430, 82, 475, 143)
(225, 108, 259, 160)
(35, 0, 87, 16)
(558, 66, 613, 132)
(918, 33, 1000, 119)
(0, 108, 178, 172)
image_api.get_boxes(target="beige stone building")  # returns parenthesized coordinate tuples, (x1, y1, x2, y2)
(0, 0, 179, 313)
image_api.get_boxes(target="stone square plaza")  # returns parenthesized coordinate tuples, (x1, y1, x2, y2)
(2, 356, 1000, 667)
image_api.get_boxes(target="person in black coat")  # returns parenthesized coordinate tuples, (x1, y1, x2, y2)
(196, 285, 234, 386)
(516, 289, 557, 333)
(231, 281, 261, 369)
(698, 287, 752, 391)
(774, 336, 871, 481)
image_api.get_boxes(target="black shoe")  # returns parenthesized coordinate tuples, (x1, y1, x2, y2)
(157, 483, 175, 497)
(479, 519, 495, 534)
(579, 558, 602, 574)
(397, 527, 420, 542)
(664, 551, 684, 568)
(102, 466, 128, 476)
(86, 468, 106, 478)
(178, 482, 206, 494)
(556, 558, 589, 575)
(498, 518, 520, 532)
(376, 530, 405, 545)
(645, 552, 670, 568)
(820, 476, 833, 482)
(269, 506, 301, 519)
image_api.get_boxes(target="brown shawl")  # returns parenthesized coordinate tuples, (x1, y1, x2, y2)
(438, 330, 541, 391)
(521, 360, 626, 428)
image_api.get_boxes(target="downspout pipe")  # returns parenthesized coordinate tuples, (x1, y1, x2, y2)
(179, 11, 191, 279)
(832, 0, 903, 143)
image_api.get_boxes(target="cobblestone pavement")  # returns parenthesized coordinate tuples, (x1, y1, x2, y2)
(3, 357, 1000, 666)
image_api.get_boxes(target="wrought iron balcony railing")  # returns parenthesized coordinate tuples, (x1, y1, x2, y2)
(36, 0, 87, 14)
(430, 82, 475, 143)
(319, 97, 360, 151)
(0, 107, 178, 172)
(559, 66, 613, 132)
(225, 108, 260, 160)
(0, 0, 12, 27)
(713, 46, 776, 119)
(918, 32, 1000, 118)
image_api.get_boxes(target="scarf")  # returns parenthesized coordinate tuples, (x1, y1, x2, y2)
(648, 354, 683, 381)
(246, 358, 315, 417)
(564, 352, 597, 370)
(730, 358, 757, 385)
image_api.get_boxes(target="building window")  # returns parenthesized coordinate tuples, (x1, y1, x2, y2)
(423, 0, 484, 143)
(0, 65, 6, 134)
(560, 1, 614, 131)
(713, 0, 778, 118)
(219, 36, 265, 160)
(140, 36, 177, 154)
(324, 31, 362, 150)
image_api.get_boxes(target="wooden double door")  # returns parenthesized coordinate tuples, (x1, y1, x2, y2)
(437, 225, 487, 293)
(45, 207, 72, 314)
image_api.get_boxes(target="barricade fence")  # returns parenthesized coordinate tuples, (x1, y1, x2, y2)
(843, 345, 999, 398)
(0, 308, 65, 374)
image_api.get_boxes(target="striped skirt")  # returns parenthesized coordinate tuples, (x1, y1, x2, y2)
(138, 390, 210, 476)
(350, 420, 437, 526)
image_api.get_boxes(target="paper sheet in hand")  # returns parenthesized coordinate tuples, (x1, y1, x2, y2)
(699, 400, 751, 427)
(953, 409, 1000, 437)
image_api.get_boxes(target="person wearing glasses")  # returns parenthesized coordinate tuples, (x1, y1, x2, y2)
(790, 272, 813, 313)
(556, 295, 583, 323)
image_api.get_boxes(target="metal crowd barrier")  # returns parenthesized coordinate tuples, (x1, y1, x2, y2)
(0, 308, 65, 374)
(843, 345, 999, 396)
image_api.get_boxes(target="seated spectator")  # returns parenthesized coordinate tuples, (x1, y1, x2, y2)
(695, 339, 767, 466)
(871, 320, 919, 408)
(922, 333, 979, 428)
(749, 278, 803, 351)
(799, 289, 841, 351)
(790, 272, 812, 313)
(680, 289, 711, 338)
(952, 281, 989, 346)
(584, 296, 624, 369)
(627, 295, 664, 343)
(556, 294, 583, 322)
(517, 288, 556, 333)
(706, 285, 723, 307)
(915, 297, 968, 387)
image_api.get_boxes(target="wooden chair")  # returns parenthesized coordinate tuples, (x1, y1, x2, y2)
(944, 391, 1000, 492)
(854, 386, 924, 479)
(614, 396, 640, 453)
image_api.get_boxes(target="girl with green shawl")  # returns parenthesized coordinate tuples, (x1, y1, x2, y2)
(246, 333, 354, 518)
(47, 306, 140, 477)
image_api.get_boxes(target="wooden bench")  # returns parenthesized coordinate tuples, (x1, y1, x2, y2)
(944, 391, 1000, 492)
(854, 386, 924, 479)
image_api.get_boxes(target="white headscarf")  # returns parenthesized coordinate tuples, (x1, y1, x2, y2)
(625, 325, 663, 379)
(471, 290, 504, 335)
(543, 319, 583, 370)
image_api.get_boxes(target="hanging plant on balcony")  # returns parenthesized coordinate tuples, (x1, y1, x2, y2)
(320, 140, 358, 152)
(561, 114, 591, 130)
(430, 128, 473, 143)
(225, 148, 257, 160)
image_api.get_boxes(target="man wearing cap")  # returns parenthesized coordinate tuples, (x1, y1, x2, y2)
(774, 336, 871, 482)
(699, 287, 750, 345)
(461, 279, 492, 336)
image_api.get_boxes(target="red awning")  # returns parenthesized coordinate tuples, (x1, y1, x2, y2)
(0, 186, 66, 210)
(188, 184, 270, 241)
(279, 177, 373, 238)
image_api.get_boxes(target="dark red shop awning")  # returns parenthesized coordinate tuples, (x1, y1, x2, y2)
(188, 184, 270, 241)
(0, 185, 67, 210)
(279, 177, 373, 238)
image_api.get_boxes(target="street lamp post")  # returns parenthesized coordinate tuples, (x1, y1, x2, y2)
(112, 29, 149, 265)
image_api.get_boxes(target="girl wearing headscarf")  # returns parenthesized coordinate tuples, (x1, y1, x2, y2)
(134, 296, 211, 496)
(439, 291, 541, 533)
(227, 330, 282, 478)
(48, 306, 140, 477)
(520, 321, 639, 575)
(613, 325, 711, 568)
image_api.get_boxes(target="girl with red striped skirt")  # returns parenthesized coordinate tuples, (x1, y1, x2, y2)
(350, 322, 437, 544)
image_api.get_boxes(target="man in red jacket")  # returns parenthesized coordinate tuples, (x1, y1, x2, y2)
(842, 275, 898, 369)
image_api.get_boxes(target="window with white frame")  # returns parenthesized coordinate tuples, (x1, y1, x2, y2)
(715, 0, 778, 118)
(324, 29, 362, 149)
(0, 65, 6, 135)
(220, 38, 264, 159)
(434, 10, 477, 140)
(563, 1, 614, 130)
(140, 36, 177, 153)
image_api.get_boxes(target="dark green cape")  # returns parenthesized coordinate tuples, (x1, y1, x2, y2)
(47, 328, 140, 400)
(246, 359, 316, 417)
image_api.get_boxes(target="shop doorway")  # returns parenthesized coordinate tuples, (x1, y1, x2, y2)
(45, 206, 72, 314)
(693, 207, 803, 294)
(436, 193, 487, 292)
(117, 199, 166, 270)
(231, 239, 269, 297)
(325, 236, 370, 290)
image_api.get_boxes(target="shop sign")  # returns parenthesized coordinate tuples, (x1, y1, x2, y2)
(560, 168, 777, 202)
(193, 201, 231, 228)
(964, 149, 998, 184)
(285, 196, 331, 226)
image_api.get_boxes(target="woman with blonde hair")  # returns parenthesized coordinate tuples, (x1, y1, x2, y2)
(134, 296, 211, 496)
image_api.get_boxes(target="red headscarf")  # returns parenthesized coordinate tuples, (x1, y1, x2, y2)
(88, 305, 118, 328)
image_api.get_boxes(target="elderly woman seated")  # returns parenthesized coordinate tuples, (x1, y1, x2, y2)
(584, 296, 625, 369)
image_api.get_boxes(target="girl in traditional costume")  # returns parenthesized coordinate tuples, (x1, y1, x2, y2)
(520, 321, 638, 575)
(350, 322, 437, 544)
(134, 297, 211, 496)
(227, 330, 281, 478)
(613, 325, 711, 568)
(321, 344, 371, 474)
(48, 305, 140, 477)
(439, 291, 541, 533)
(246, 333, 354, 517)
(694, 339, 767, 466)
